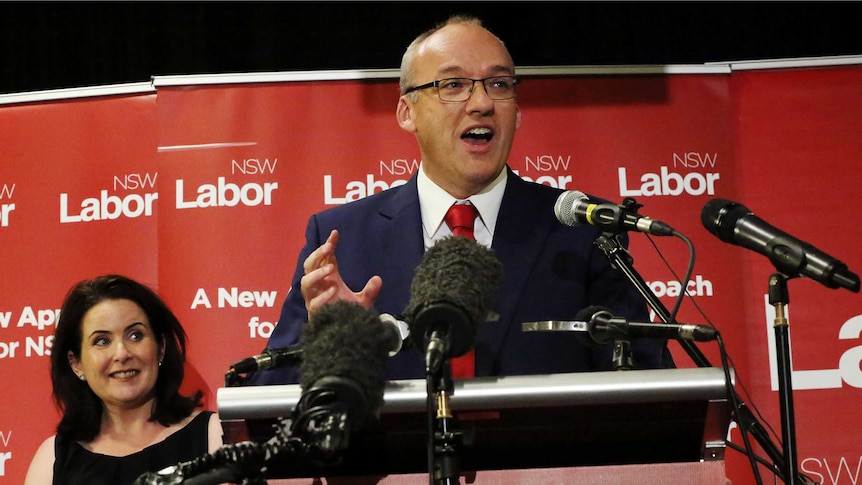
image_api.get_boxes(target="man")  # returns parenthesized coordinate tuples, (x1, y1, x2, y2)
(249, 15, 673, 385)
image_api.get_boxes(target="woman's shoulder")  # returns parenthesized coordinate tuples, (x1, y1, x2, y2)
(204, 411, 223, 452)
(37, 434, 57, 450)
(173, 409, 213, 432)
(172, 410, 222, 452)
(23, 435, 57, 485)
(186, 409, 214, 422)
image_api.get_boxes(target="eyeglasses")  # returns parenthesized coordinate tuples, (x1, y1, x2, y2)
(404, 76, 519, 102)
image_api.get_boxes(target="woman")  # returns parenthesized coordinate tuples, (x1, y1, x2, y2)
(25, 274, 223, 485)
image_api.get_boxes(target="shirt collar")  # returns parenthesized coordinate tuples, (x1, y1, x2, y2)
(417, 164, 508, 240)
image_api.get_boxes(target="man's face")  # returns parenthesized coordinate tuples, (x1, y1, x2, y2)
(397, 23, 521, 199)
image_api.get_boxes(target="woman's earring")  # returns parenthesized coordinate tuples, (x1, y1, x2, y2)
(77, 373, 86, 381)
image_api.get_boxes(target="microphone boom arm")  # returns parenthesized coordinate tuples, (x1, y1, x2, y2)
(593, 233, 803, 484)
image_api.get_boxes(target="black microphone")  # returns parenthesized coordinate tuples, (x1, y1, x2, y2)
(297, 300, 390, 436)
(701, 198, 860, 292)
(404, 236, 502, 375)
(230, 345, 302, 374)
(135, 301, 393, 485)
(229, 313, 409, 373)
(554, 190, 676, 236)
(576, 305, 718, 344)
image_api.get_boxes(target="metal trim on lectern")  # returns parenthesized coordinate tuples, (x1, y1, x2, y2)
(218, 367, 732, 478)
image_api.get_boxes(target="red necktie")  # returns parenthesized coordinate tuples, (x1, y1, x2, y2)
(444, 202, 477, 378)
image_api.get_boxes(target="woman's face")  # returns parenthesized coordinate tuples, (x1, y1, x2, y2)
(68, 298, 163, 412)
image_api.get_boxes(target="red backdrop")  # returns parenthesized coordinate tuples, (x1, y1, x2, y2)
(1, 60, 860, 484)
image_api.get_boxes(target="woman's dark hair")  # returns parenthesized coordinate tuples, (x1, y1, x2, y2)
(51, 274, 202, 442)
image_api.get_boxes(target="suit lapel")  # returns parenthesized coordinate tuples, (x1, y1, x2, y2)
(480, 171, 558, 372)
(377, 172, 559, 374)
(374, 175, 425, 311)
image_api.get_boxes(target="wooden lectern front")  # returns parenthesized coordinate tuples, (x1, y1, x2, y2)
(218, 367, 732, 484)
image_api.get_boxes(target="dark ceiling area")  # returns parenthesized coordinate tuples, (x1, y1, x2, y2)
(2, 2, 861, 95)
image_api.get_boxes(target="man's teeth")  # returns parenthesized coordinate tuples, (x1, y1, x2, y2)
(464, 127, 492, 139)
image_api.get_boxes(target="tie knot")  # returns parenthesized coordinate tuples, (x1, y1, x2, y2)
(445, 203, 477, 240)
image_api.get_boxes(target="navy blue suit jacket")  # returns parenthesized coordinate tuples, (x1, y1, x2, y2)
(249, 168, 674, 385)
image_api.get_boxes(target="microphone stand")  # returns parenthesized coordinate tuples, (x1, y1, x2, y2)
(769, 273, 799, 485)
(426, 362, 463, 485)
(135, 386, 362, 485)
(132, 427, 279, 484)
(593, 233, 803, 484)
(594, 235, 712, 364)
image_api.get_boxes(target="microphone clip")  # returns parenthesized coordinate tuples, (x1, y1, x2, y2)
(620, 197, 644, 214)
(413, 301, 473, 375)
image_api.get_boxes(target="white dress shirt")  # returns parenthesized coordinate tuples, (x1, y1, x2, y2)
(417, 165, 508, 250)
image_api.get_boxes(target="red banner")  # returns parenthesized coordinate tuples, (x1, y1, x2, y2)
(731, 64, 862, 484)
(0, 88, 158, 481)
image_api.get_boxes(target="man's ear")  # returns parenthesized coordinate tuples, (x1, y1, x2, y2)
(396, 97, 417, 134)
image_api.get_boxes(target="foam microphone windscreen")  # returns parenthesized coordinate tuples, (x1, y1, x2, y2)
(404, 236, 503, 358)
(298, 300, 389, 427)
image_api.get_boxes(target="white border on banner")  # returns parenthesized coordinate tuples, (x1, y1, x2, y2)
(0, 81, 155, 106)
(519, 65, 731, 76)
(151, 64, 732, 87)
(5, 55, 860, 103)
(152, 69, 402, 86)
(721, 54, 862, 71)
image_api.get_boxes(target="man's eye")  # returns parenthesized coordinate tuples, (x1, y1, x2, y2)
(442, 80, 468, 90)
(489, 78, 513, 89)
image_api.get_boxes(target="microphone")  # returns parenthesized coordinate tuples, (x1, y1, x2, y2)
(404, 236, 502, 375)
(577, 305, 718, 343)
(229, 313, 410, 373)
(554, 190, 676, 236)
(701, 198, 860, 292)
(297, 300, 390, 436)
(230, 345, 302, 374)
(135, 301, 393, 485)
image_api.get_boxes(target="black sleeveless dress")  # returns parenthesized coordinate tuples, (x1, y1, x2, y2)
(52, 411, 214, 485)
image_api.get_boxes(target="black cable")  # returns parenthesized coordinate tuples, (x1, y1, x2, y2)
(718, 333, 764, 485)
(646, 231, 818, 484)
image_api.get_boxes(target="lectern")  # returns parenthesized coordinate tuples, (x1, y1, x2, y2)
(218, 367, 732, 484)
